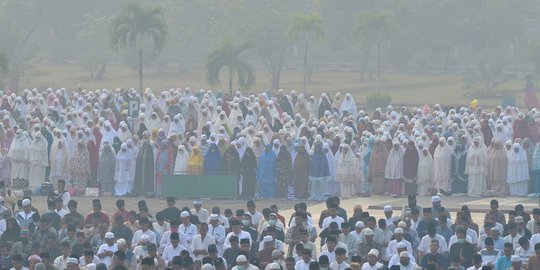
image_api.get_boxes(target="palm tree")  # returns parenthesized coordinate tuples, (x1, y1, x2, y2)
(0, 52, 8, 77)
(354, 10, 396, 87)
(110, 2, 167, 92)
(205, 41, 255, 96)
(288, 12, 324, 93)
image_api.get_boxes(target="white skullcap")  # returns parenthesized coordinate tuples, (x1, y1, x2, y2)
(394, 228, 404, 234)
(355, 221, 365, 228)
(210, 214, 219, 220)
(267, 263, 281, 270)
(236, 255, 247, 263)
(367, 249, 379, 257)
(511, 255, 521, 262)
(263, 236, 273, 243)
(432, 196, 441, 202)
(397, 242, 407, 249)
(201, 264, 214, 270)
(105, 232, 114, 239)
(140, 234, 150, 242)
(22, 199, 31, 206)
(66, 258, 79, 265)
(193, 199, 202, 205)
(181, 211, 190, 218)
(383, 205, 392, 212)
(116, 238, 126, 246)
(399, 251, 409, 258)
(364, 228, 374, 236)
(515, 216, 524, 223)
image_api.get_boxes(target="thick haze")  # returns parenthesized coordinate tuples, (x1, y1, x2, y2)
(0, 0, 538, 97)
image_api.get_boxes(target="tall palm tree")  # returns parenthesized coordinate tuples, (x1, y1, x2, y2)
(110, 2, 167, 92)
(205, 41, 255, 96)
(288, 12, 324, 93)
(0, 52, 8, 77)
(354, 10, 396, 87)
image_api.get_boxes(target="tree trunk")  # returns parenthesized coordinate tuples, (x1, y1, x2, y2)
(229, 65, 233, 97)
(376, 41, 381, 90)
(138, 48, 143, 92)
(443, 47, 450, 73)
(303, 39, 309, 94)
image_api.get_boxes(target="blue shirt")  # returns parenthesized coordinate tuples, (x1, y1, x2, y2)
(495, 255, 512, 270)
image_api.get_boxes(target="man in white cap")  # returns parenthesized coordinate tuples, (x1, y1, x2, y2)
(510, 255, 525, 270)
(208, 214, 226, 255)
(431, 196, 451, 220)
(358, 228, 383, 260)
(388, 241, 416, 267)
(350, 221, 364, 242)
(178, 211, 198, 250)
(191, 200, 209, 222)
(265, 262, 280, 270)
(258, 236, 277, 268)
(361, 249, 382, 270)
(66, 257, 80, 270)
(232, 255, 257, 270)
(383, 206, 393, 227)
(97, 232, 118, 268)
(131, 218, 157, 249)
(396, 251, 418, 270)
(386, 228, 412, 261)
(16, 198, 35, 230)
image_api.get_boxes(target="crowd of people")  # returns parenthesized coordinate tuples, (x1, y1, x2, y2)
(0, 186, 539, 270)
(1, 87, 540, 199)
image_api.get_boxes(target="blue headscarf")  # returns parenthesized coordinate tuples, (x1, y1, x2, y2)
(257, 144, 277, 198)
(309, 143, 330, 177)
(203, 143, 223, 174)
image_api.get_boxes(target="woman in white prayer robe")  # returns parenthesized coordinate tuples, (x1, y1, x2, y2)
(114, 143, 133, 196)
(337, 144, 356, 198)
(28, 132, 48, 189)
(339, 93, 357, 118)
(433, 137, 452, 194)
(506, 143, 529, 196)
(173, 145, 189, 175)
(49, 131, 70, 182)
(8, 129, 30, 182)
(168, 114, 185, 138)
(465, 137, 487, 195)
(117, 121, 132, 143)
(417, 147, 434, 195)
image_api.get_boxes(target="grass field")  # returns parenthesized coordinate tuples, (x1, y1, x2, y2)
(21, 63, 527, 108)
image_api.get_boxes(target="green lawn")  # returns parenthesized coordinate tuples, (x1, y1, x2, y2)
(22, 64, 526, 108)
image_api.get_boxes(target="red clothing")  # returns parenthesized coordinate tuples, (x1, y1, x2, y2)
(112, 209, 130, 224)
(88, 141, 99, 173)
(84, 211, 110, 227)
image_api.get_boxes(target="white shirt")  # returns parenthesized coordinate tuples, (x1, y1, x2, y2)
(178, 223, 198, 250)
(55, 208, 68, 219)
(386, 239, 412, 260)
(530, 233, 540, 247)
(294, 259, 314, 270)
(320, 249, 336, 264)
(192, 234, 216, 260)
(321, 216, 345, 230)
(448, 235, 473, 250)
(209, 225, 226, 245)
(207, 215, 230, 229)
(131, 230, 157, 248)
(96, 243, 118, 267)
(388, 253, 416, 266)
(361, 262, 383, 270)
(159, 230, 187, 254)
(504, 233, 522, 248)
(162, 244, 188, 265)
(479, 248, 501, 266)
(248, 211, 263, 227)
(224, 231, 252, 249)
(418, 234, 448, 254)
(54, 255, 69, 270)
(329, 261, 349, 270)
(191, 208, 209, 223)
(397, 262, 419, 270)
(515, 246, 535, 264)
